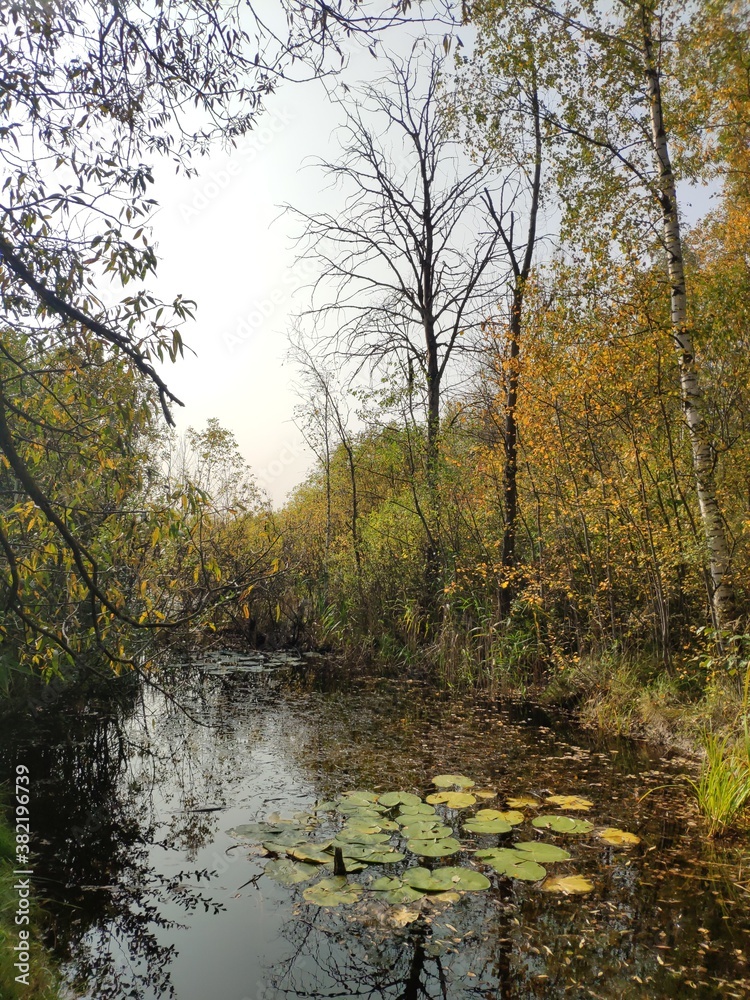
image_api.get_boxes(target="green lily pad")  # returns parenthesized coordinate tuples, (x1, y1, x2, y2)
(313, 800, 337, 813)
(404, 866, 490, 892)
(324, 856, 367, 873)
(400, 822, 453, 840)
(513, 842, 571, 862)
(431, 774, 476, 789)
(227, 822, 284, 840)
(335, 831, 392, 846)
(338, 802, 386, 815)
(409, 837, 462, 857)
(261, 832, 308, 852)
(475, 809, 524, 826)
(398, 802, 436, 817)
(474, 847, 523, 866)
(287, 843, 334, 864)
(384, 885, 425, 904)
(340, 844, 406, 864)
(264, 859, 319, 885)
(505, 859, 547, 881)
(340, 790, 380, 804)
(532, 815, 593, 835)
(303, 877, 363, 907)
(378, 791, 422, 808)
(463, 818, 513, 834)
(426, 792, 477, 809)
(370, 876, 402, 892)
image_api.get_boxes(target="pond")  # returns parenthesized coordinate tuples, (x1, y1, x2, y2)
(2, 653, 749, 1000)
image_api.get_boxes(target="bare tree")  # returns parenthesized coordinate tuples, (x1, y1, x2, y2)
(289, 46, 510, 599)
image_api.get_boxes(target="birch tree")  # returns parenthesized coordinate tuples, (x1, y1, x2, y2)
(469, 0, 740, 631)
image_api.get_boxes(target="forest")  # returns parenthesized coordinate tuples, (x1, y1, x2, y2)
(1, 2, 750, 997)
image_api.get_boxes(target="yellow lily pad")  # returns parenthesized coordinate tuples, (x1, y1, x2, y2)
(473, 789, 497, 800)
(426, 791, 476, 809)
(541, 874, 594, 894)
(431, 774, 476, 789)
(545, 795, 593, 811)
(475, 808, 524, 825)
(506, 796, 539, 809)
(598, 828, 641, 847)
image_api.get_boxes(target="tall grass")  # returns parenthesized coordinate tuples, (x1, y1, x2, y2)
(690, 732, 750, 837)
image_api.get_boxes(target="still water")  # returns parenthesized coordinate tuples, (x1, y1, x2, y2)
(2, 654, 749, 999)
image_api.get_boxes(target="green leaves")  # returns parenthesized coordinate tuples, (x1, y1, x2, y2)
(303, 877, 363, 907)
(403, 866, 490, 892)
(531, 815, 594, 835)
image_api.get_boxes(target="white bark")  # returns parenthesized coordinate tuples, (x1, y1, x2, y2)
(642, 3, 735, 628)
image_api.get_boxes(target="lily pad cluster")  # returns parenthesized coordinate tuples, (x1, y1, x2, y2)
(226, 776, 642, 907)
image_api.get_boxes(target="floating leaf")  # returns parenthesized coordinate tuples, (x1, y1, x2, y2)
(340, 844, 405, 864)
(598, 828, 641, 847)
(264, 859, 318, 885)
(227, 822, 284, 840)
(427, 791, 476, 809)
(400, 822, 453, 840)
(370, 876, 402, 892)
(545, 795, 593, 811)
(431, 774, 476, 789)
(261, 832, 308, 852)
(409, 837, 462, 857)
(398, 802, 436, 817)
(531, 815, 593, 835)
(473, 789, 497, 800)
(303, 877, 363, 907)
(505, 859, 547, 881)
(335, 830, 392, 845)
(390, 906, 421, 926)
(381, 886, 425, 905)
(463, 818, 512, 834)
(338, 802, 386, 816)
(431, 890, 462, 903)
(378, 791, 422, 808)
(474, 847, 522, 865)
(287, 843, 334, 864)
(313, 800, 337, 813)
(404, 866, 490, 892)
(542, 875, 594, 894)
(475, 808, 524, 825)
(324, 856, 367, 873)
(513, 842, 571, 862)
(340, 790, 380, 804)
(506, 796, 540, 809)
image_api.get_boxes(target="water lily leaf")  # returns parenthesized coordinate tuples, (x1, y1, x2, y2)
(598, 828, 641, 846)
(473, 789, 497, 800)
(506, 796, 540, 809)
(288, 843, 334, 864)
(267, 813, 301, 826)
(339, 822, 382, 835)
(475, 809, 524, 825)
(474, 847, 522, 867)
(378, 791, 422, 808)
(313, 800, 337, 813)
(505, 859, 547, 881)
(340, 844, 405, 863)
(404, 866, 490, 892)
(427, 791, 476, 809)
(264, 859, 319, 885)
(409, 837, 462, 857)
(431, 774, 476, 788)
(303, 877, 363, 907)
(340, 790, 380, 804)
(335, 831, 392, 846)
(398, 802, 436, 817)
(370, 876, 402, 892)
(532, 815, 593, 834)
(513, 842, 571, 862)
(463, 818, 513, 834)
(431, 890, 462, 902)
(545, 795, 594, 811)
(261, 832, 309, 852)
(337, 802, 386, 816)
(542, 874, 594, 894)
(401, 822, 453, 840)
(324, 856, 367, 873)
(227, 822, 283, 840)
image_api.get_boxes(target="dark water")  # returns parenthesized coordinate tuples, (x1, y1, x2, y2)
(2, 654, 749, 1000)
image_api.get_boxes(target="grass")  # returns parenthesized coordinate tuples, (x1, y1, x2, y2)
(0, 800, 61, 1000)
(689, 732, 750, 838)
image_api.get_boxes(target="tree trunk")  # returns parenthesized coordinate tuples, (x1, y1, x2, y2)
(642, 3, 735, 630)
(499, 286, 521, 618)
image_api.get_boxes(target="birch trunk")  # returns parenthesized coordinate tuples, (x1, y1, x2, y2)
(641, 3, 735, 629)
